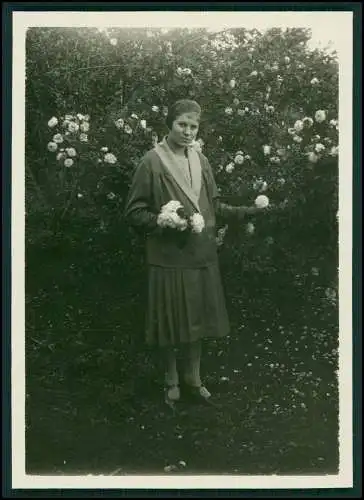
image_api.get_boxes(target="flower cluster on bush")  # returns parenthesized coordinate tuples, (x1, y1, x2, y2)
(46, 112, 90, 167)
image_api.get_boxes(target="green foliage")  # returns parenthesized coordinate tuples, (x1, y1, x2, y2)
(25, 26, 338, 282)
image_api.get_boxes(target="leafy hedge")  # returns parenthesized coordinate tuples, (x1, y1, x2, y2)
(25, 26, 339, 293)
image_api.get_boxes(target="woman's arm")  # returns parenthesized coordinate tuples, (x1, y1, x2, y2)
(214, 199, 264, 219)
(123, 158, 159, 235)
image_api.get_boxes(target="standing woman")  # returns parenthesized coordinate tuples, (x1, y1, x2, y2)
(124, 99, 267, 407)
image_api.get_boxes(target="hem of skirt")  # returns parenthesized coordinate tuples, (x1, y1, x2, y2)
(145, 329, 230, 347)
(146, 258, 219, 269)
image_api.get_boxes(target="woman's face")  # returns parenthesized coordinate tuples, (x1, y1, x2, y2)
(169, 112, 200, 148)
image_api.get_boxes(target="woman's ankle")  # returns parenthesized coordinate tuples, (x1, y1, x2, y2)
(183, 374, 202, 388)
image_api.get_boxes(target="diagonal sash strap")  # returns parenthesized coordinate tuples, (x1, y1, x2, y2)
(154, 138, 202, 212)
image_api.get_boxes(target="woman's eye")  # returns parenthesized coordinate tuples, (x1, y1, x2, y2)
(178, 123, 197, 129)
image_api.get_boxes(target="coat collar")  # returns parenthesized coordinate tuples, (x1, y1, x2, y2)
(154, 137, 202, 212)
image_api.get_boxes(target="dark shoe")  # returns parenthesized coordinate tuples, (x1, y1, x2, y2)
(182, 384, 217, 406)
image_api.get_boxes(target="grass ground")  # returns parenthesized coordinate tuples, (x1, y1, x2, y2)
(25, 239, 339, 476)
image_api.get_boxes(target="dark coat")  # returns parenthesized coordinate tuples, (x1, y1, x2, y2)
(124, 147, 239, 268)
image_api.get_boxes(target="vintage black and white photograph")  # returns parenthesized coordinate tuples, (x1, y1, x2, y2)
(11, 8, 354, 490)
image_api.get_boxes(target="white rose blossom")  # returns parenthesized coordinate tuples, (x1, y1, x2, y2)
(246, 222, 255, 234)
(314, 143, 326, 153)
(124, 125, 133, 135)
(308, 152, 319, 163)
(160, 200, 183, 213)
(115, 118, 124, 129)
(315, 110, 326, 123)
(104, 153, 117, 164)
(152, 105, 159, 112)
(140, 119, 147, 129)
(79, 133, 88, 142)
(110, 38, 117, 46)
(225, 107, 233, 115)
(66, 147, 77, 157)
(168, 212, 188, 230)
(294, 120, 304, 132)
(225, 162, 235, 173)
(100, 146, 108, 152)
(48, 117, 58, 128)
(293, 135, 303, 143)
(310, 77, 320, 85)
(303, 117, 314, 127)
(270, 156, 281, 164)
(64, 158, 74, 168)
(234, 154, 245, 165)
(68, 122, 79, 133)
(229, 79, 236, 88)
(255, 195, 269, 208)
(56, 152, 66, 161)
(80, 122, 90, 132)
(157, 201, 188, 231)
(263, 145, 271, 156)
(330, 146, 339, 156)
(190, 213, 205, 234)
(53, 133, 64, 144)
(47, 141, 58, 152)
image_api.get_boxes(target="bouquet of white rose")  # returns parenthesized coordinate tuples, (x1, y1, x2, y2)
(157, 200, 205, 235)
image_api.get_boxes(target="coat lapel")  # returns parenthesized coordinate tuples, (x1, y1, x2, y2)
(186, 145, 202, 201)
(154, 138, 202, 212)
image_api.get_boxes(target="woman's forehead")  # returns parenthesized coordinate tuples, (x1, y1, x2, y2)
(174, 112, 200, 124)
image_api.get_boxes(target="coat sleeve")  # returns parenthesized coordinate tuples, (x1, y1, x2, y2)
(203, 155, 264, 220)
(123, 156, 159, 235)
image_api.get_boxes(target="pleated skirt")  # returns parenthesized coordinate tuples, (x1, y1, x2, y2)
(145, 262, 230, 347)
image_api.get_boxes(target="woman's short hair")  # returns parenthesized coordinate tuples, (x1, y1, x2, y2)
(166, 99, 202, 129)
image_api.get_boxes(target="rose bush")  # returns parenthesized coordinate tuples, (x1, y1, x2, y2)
(25, 26, 338, 289)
